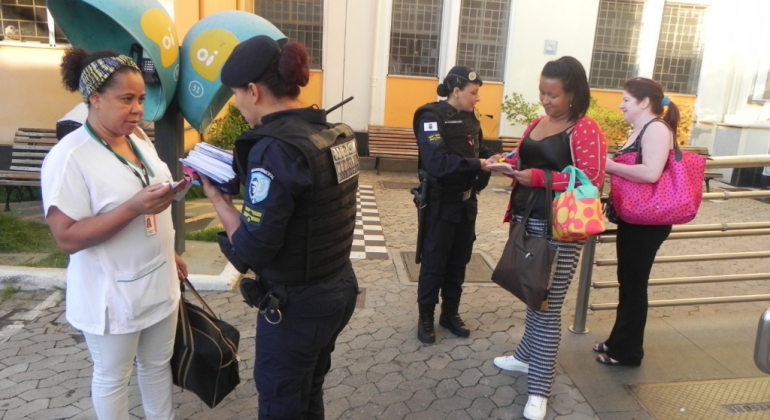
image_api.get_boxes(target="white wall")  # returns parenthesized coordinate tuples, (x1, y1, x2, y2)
(500, 0, 601, 137)
(695, 0, 770, 128)
(323, 0, 376, 131)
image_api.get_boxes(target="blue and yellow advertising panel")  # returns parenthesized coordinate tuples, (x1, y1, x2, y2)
(49, 2, 286, 133)
(177, 11, 286, 132)
(48, 0, 180, 122)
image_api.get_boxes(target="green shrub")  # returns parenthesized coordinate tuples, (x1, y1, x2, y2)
(586, 97, 630, 148)
(204, 103, 250, 151)
(676, 100, 693, 145)
(501, 93, 540, 126)
(185, 185, 207, 199)
(586, 97, 693, 147)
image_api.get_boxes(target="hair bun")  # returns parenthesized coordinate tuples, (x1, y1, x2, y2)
(60, 48, 90, 92)
(277, 41, 310, 87)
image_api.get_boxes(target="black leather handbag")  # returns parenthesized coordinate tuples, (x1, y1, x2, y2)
(171, 279, 241, 408)
(492, 171, 559, 312)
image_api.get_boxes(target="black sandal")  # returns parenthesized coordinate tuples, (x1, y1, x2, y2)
(596, 354, 621, 365)
(596, 353, 641, 366)
(592, 342, 608, 353)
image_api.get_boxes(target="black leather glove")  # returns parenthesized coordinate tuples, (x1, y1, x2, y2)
(474, 171, 492, 192)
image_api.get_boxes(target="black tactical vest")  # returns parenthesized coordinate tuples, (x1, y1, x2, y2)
(413, 102, 481, 194)
(233, 116, 359, 285)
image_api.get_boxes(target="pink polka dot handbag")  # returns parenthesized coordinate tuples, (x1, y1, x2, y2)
(611, 138, 706, 225)
(552, 165, 606, 242)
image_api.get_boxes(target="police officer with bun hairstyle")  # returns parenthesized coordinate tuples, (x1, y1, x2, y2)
(412, 65, 494, 344)
(199, 35, 359, 420)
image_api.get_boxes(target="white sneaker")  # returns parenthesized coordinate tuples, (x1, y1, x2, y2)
(523, 395, 547, 420)
(493, 355, 529, 373)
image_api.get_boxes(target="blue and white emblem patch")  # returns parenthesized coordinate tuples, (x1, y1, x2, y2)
(249, 171, 271, 204)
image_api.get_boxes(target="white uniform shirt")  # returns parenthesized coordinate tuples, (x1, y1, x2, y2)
(41, 126, 180, 335)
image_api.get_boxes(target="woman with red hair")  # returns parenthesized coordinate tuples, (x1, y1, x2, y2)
(594, 77, 680, 366)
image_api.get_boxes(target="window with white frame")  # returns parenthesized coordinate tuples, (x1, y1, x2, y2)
(389, 0, 444, 77)
(749, 60, 770, 103)
(456, 0, 511, 82)
(764, 72, 770, 101)
(589, 0, 707, 95)
(589, 0, 645, 89)
(653, 3, 706, 95)
(254, 0, 323, 70)
(1, 0, 66, 45)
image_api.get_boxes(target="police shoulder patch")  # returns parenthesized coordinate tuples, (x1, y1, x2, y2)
(249, 171, 272, 204)
(428, 133, 442, 142)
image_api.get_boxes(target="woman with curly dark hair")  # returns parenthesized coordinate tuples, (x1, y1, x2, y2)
(42, 48, 187, 419)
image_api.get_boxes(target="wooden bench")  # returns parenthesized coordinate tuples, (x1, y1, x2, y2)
(0, 127, 157, 211)
(367, 125, 418, 160)
(500, 136, 521, 153)
(0, 128, 57, 211)
(681, 146, 721, 192)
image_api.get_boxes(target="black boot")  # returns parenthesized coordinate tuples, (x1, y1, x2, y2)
(439, 297, 470, 337)
(417, 304, 436, 344)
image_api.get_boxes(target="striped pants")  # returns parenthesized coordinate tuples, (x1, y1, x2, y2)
(511, 216, 581, 397)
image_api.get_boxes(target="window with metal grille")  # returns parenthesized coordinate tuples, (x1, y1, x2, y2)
(254, 0, 323, 70)
(653, 3, 706, 95)
(456, 0, 511, 82)
(389, 0, 444, 77)
(589, 0, 644, 89)
(1, 0, 66, 45)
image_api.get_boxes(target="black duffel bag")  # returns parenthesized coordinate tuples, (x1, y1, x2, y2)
(171, 278, 241, 408)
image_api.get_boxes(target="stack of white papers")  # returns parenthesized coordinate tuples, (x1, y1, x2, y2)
(179, 143, 235, 183)
(488, 162, 515, 175)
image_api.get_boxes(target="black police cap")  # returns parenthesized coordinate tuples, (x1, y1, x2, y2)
(221, 35, 280, 87)
(447, 65, 483, 86)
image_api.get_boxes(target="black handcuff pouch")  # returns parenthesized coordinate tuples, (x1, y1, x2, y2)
(239, 278, 288, 324)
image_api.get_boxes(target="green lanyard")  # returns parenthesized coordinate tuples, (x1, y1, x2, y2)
(85, 122, 150, 188)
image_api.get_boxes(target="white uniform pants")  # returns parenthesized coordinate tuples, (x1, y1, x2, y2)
(83, 309, 177, 420)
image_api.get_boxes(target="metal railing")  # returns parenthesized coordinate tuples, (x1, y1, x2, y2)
(570, 155, 770, 334)
(755, 307, 770, 374)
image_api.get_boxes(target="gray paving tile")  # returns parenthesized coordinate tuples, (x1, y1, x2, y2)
(378, 401, 411, 420)
(4, 399, 48, 420)
(464, 397, 496, 419)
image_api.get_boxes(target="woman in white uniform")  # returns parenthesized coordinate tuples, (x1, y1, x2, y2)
(41, 48, 187, 420)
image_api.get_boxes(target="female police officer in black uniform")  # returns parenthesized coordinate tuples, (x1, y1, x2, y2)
(199, 35, 359, 420)
(412, 66, 493, 344)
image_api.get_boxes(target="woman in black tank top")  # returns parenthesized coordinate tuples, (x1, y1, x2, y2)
(593, 77, 679, 368)
(485, 57, 607, 420)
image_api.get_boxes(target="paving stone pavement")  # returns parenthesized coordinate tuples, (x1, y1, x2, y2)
(0, 170, 768, 419)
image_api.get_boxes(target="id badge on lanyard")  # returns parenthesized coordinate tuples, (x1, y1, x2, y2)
(145, 214, 157, 236)
(86, 122, 157, 236)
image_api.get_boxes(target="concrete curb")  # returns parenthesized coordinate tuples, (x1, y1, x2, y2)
(0, 263, 242, 291)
